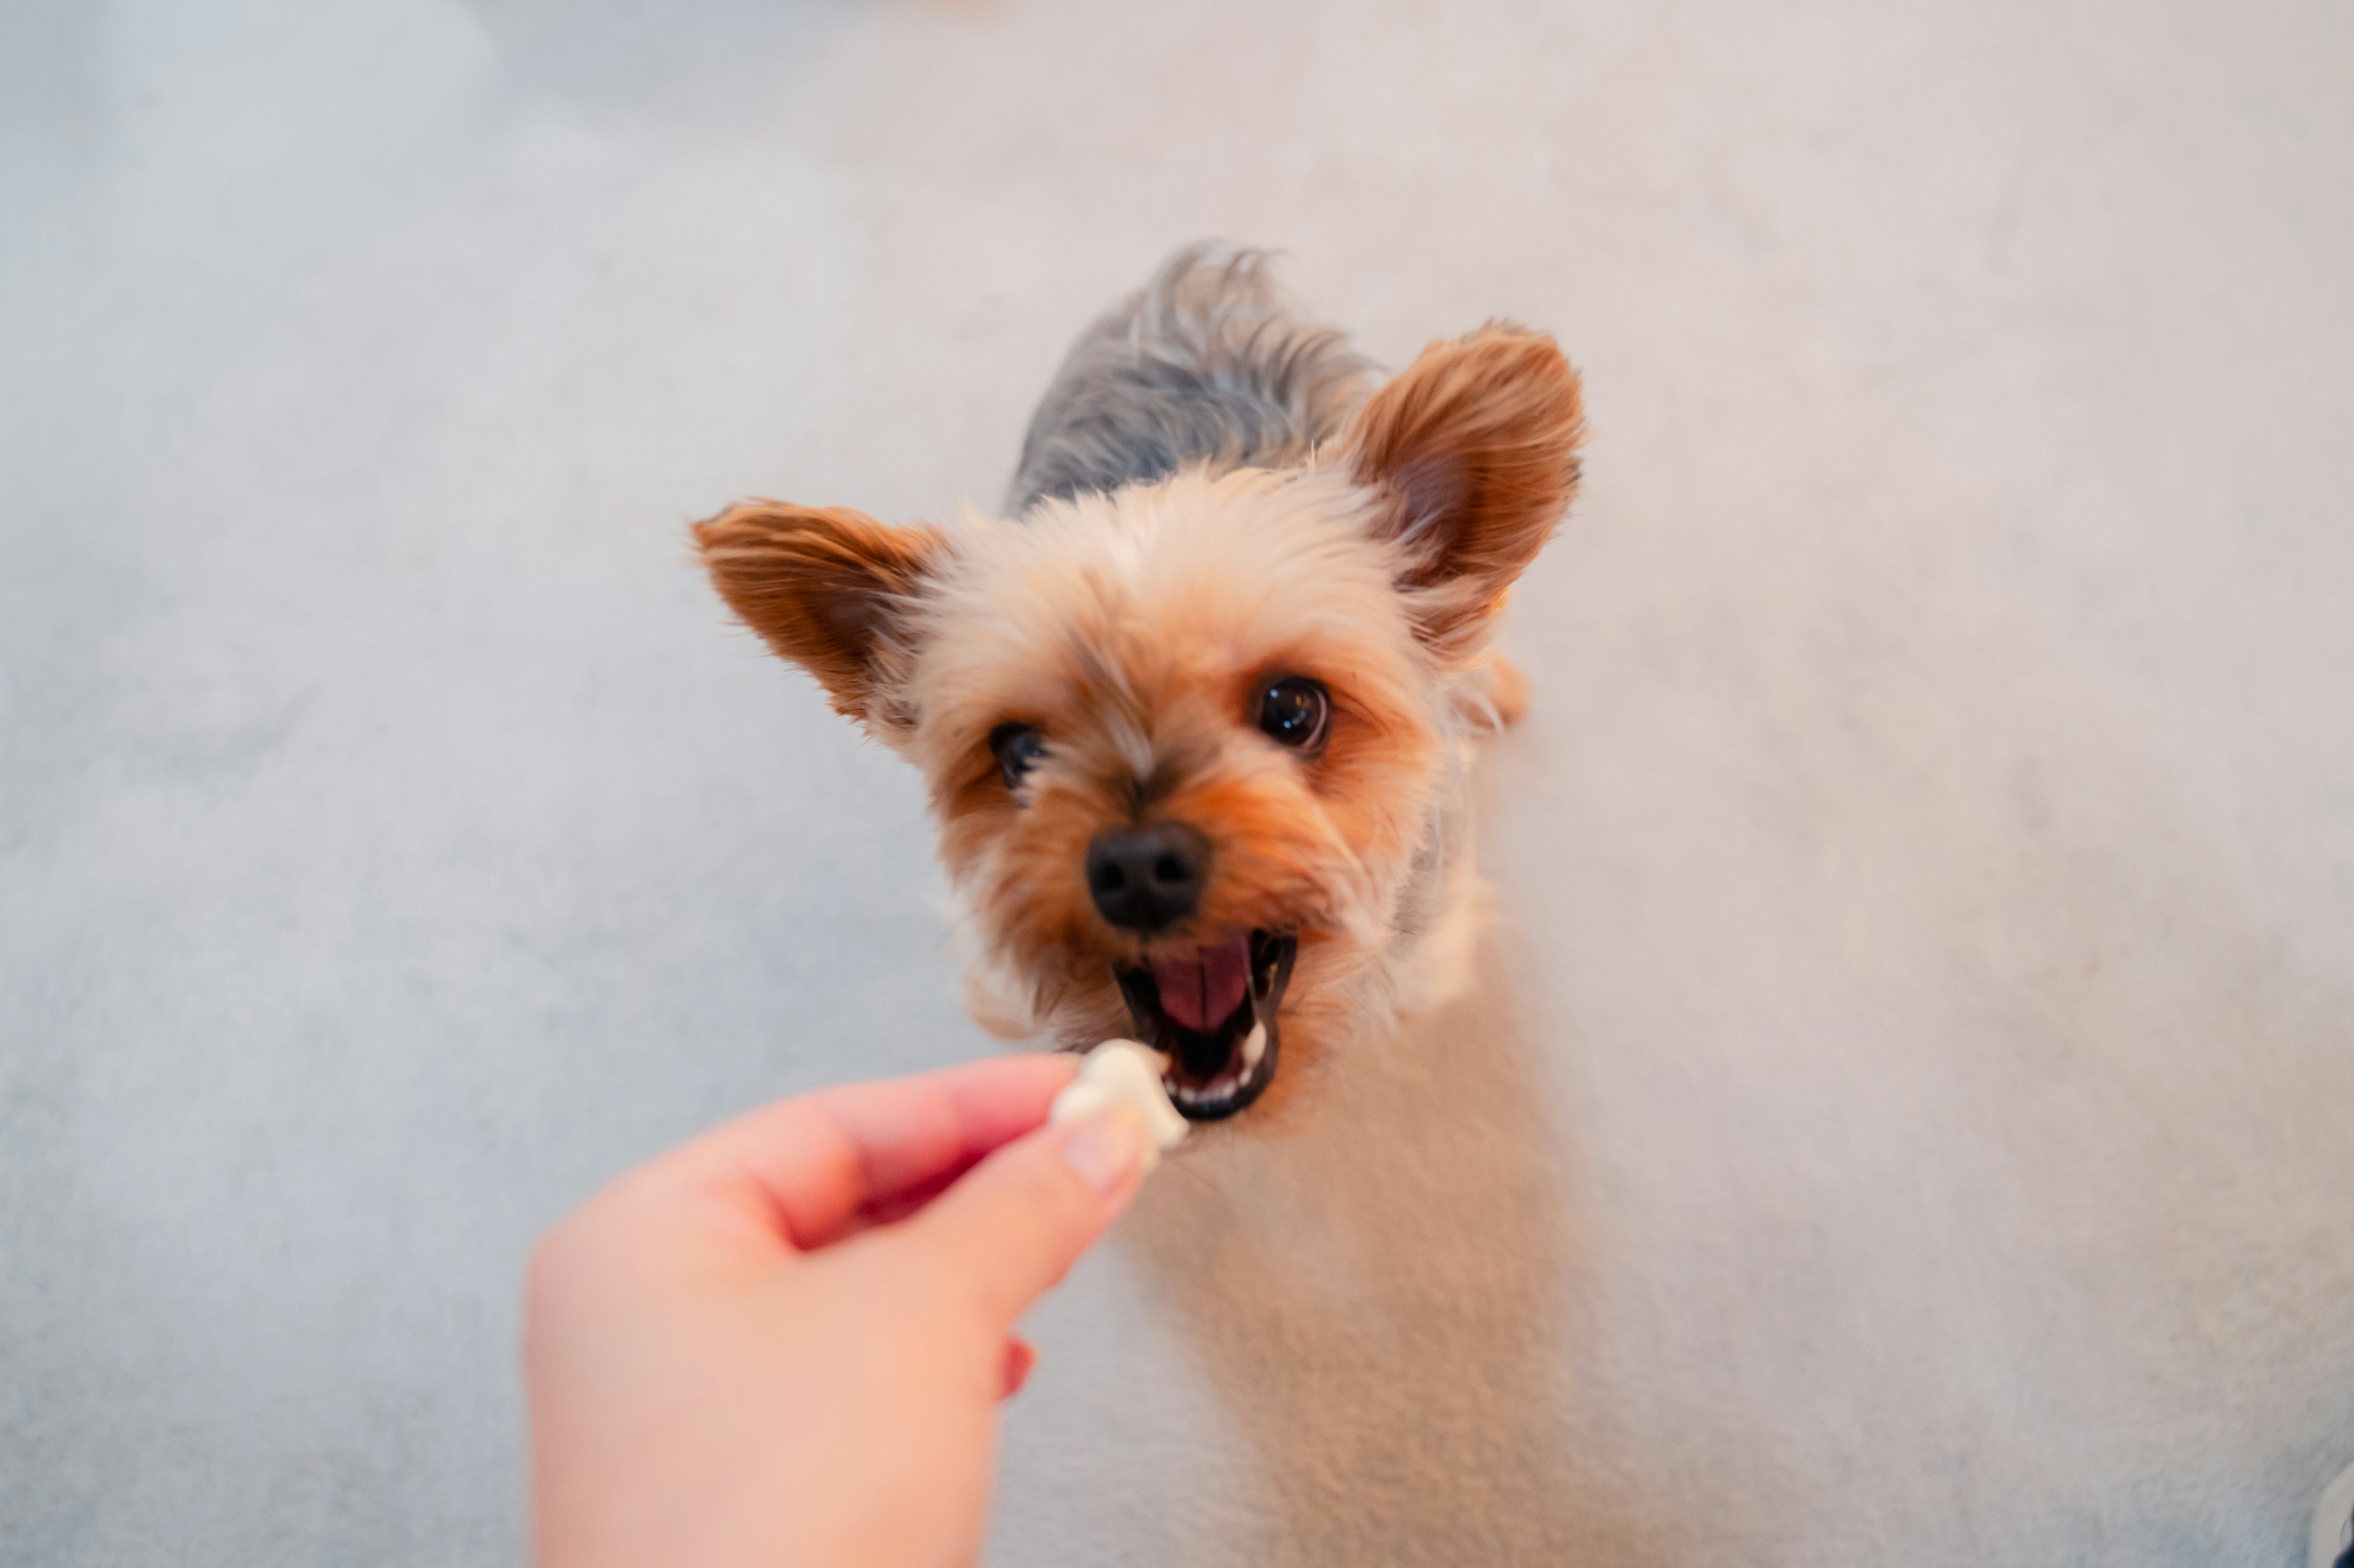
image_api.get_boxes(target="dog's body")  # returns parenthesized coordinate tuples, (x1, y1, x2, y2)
(1005, 246, 1373, 517)
(698, 246, 1581, 1120)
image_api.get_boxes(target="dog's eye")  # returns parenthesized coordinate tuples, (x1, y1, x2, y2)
(989, 723, 1048, 793)
(1255, 677, 1330, 750)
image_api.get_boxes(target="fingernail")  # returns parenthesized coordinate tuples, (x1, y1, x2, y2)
(1059, 1105, 1148, 1194)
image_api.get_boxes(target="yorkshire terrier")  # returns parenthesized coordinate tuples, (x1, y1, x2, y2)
(695, 245, 1583, 1121)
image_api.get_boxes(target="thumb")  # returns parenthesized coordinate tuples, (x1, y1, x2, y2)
(894, 1105, 1151, 1330)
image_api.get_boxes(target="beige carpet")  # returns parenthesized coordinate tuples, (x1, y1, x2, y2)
(4, 0, 2352, 1562)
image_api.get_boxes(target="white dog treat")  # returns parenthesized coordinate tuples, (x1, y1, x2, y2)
(1049, 1040, 1189, 1172)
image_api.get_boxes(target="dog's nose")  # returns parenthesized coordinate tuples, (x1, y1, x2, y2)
(1086, 823, 1209, 933)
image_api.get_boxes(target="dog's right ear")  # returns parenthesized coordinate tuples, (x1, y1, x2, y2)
(693, 501, 945, 731)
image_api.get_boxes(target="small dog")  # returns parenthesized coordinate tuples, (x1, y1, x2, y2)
(695, 246, 1582, 1121)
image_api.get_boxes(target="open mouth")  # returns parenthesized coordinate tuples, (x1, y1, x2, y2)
(1114, 930, 1298, 1121)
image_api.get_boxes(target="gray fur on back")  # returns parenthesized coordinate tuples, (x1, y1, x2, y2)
(1005, 243, 1375, 515)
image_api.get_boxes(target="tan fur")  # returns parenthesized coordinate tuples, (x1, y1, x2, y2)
(693, 328, 1583, 1111)
(1343, 325, 1585, 656)
(693, 503, 945, 726)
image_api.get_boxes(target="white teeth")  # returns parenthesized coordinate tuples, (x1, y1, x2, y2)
(1160, 1026, 1270, 1109)
(1166, 1074, 1244, 1108)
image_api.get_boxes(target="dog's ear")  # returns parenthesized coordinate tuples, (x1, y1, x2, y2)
(1340, 325, 1583, 654)
(693, 501, 945, 731)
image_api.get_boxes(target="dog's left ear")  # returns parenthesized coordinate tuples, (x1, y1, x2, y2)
(1339, 325, 1584, 655)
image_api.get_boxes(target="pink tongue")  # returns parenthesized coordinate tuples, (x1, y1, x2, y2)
(1151, 936, 1252, 1034)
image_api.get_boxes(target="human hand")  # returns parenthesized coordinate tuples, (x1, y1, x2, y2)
(523, 1054, 1149, 1568)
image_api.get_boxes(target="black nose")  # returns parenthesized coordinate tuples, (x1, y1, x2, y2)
(1086, 823, 1210, 933)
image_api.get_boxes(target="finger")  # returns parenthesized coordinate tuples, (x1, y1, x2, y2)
(891, 1105, 1149, 1331)
(655, 1054, 1078, 1250)
(999, 1337, 1037, 1401)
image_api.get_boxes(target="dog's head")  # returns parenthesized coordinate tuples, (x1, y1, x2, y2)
(697, 327, 1582, 1118)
